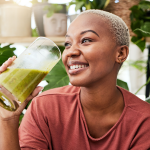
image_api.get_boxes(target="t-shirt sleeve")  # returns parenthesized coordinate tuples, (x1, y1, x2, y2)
(129, 116, 150, 150)
(19, 97, 52, 150)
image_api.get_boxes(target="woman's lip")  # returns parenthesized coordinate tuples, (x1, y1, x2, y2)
(67, 61, 89, 67)
(68, 66, 88, 75)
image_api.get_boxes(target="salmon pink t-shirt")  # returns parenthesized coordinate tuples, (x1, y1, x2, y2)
(19, 85, 150, 150)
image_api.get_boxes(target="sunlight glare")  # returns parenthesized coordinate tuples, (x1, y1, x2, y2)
(13, 0, 32, 7)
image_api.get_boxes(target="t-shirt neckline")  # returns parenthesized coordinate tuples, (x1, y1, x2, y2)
(77, 86, 128, 141)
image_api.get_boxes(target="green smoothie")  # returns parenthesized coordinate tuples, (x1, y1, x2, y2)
(0, 68, 48, 103)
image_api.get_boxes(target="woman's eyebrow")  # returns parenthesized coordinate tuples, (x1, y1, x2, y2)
(80, 30, 99, 37)
(65, 30, 99, 38)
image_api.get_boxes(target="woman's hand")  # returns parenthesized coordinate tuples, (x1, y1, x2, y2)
(0, 56, 43, 150)
(0, 56, 43, 120)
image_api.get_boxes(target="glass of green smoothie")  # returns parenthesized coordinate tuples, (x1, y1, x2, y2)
(0, 37, 61, 111)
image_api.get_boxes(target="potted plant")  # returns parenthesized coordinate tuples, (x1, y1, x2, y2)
(43, 4, 67, 36)
(0, 2, 32, 37)
(68, 0, 110, 22)
(31, 0, 67, 36)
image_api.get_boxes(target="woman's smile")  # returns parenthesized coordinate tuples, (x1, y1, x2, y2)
(67, 61, 89, 75)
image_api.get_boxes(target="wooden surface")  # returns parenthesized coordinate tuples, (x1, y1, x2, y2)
(0, 37, 65, 45)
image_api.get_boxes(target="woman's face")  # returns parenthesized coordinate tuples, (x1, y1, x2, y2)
(62, 14, 119, 87)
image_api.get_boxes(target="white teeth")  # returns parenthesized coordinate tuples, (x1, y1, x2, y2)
(70, 65, 88, 70)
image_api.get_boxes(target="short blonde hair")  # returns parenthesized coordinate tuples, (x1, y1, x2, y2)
(78, 9, 130, 47)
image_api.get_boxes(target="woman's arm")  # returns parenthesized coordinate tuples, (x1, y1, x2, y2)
(0, 57, 43, 150)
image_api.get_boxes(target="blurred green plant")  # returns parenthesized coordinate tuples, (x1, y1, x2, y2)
(0, 44, 16, 66)
(32, 28, 39, 37)
(68, 0, 110, 12)
(44, 4, 63, 18)
(126, 60, 147, 72)
(130, 0, 150, 52)
(135, 76, 150, 95)
(146, 96, 150, 103)
(117, 79, 129, 91)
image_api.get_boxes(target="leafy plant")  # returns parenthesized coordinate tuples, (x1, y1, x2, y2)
(44, 4, 63, 18)
(68, 0, 110, 12)
(117, 79, 129, 91)
(146, 96, 150, 103)
(32, 28, 39, 37)
(126, 60, 147, 72)
(130, 0, 150, 52)
(0, 44, 16, 66)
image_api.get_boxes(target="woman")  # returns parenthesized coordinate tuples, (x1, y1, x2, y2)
(0, 10, 150, 150)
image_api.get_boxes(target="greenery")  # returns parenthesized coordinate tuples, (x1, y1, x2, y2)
(146, 96, 150, 103)
(126, 60, 146, 72)
(117, 79, 129, 91)
(32, 28, 39, 37)
(68, 0, 110, 12)
(44, 4, 63, 18)
(0, 44, 16, 66)
(130, 0, 150, 52)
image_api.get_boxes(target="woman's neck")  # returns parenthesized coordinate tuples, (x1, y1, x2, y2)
(80, 82, 124, 115)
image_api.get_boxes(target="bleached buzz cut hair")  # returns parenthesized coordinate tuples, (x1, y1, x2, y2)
(78, 9, 130, 47)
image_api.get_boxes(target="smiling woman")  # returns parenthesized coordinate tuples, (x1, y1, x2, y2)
(1, 9, 150, 150)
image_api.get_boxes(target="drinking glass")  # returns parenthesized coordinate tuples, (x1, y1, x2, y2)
(0, 37, 61, 111)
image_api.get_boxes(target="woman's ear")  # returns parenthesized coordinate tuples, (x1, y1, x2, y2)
(116, 45, 129, 64)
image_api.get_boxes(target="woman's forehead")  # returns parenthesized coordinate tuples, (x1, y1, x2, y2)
(67, 14, 111, 36)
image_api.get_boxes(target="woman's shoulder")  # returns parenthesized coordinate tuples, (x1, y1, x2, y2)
(31, 85, 80, 109)
(38, 85, 80, 97)
(118, 86, 150, 116)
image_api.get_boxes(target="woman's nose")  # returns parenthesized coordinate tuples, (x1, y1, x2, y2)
(67, 48, 81, 57)
(66, 45, 81, 58)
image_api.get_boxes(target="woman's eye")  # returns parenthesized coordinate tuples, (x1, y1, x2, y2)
(64, 42, 71, 48)
(82, 38, 92, 43)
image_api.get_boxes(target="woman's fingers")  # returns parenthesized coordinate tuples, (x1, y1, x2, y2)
(26, 86, 43, 101)
(16, 86, 43, 115)
(12, 56, 16, 61)
(0, 56, 16, 73)
(1, 86, 43, 118)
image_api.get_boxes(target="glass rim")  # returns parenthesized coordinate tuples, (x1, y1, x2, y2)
(29, 37, 61, 60)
